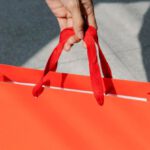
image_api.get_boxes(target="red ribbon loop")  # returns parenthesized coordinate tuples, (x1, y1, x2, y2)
(32, 26, 113, 105)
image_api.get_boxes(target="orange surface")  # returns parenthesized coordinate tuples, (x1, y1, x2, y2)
(0, 64, 150, 150)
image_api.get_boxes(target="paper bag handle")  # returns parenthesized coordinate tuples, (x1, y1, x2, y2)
(32, 26, 112, 105)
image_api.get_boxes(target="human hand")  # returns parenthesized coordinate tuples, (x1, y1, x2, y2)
(46, 0, 97, 51)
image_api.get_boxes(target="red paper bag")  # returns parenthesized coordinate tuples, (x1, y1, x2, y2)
(0, 26, 150, 150)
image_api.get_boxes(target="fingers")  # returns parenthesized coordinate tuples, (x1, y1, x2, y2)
(57, 17, 74, 31)
(87, 13, 97, 29)
(57, 18, 67, 31)
(86, 0, 97, 29)
(63, 9, 97, 51)
(60, 0, 97, 51)
(64, 1, 84, 51)
(63, 35, 80, 51)
(60, 0, 84, 51)
(61, 0, 84, 39)
(71, 6, 84, 39)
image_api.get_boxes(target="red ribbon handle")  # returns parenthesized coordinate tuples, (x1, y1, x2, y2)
(32, 26, 112, 105)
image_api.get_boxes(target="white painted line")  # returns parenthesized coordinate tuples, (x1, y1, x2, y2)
(5, 81, 147, 102)
(106, 94, 147, 102)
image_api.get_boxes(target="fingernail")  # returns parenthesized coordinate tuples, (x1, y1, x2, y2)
(77, 31, 84, 39)
(64, 45, 70, 51)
